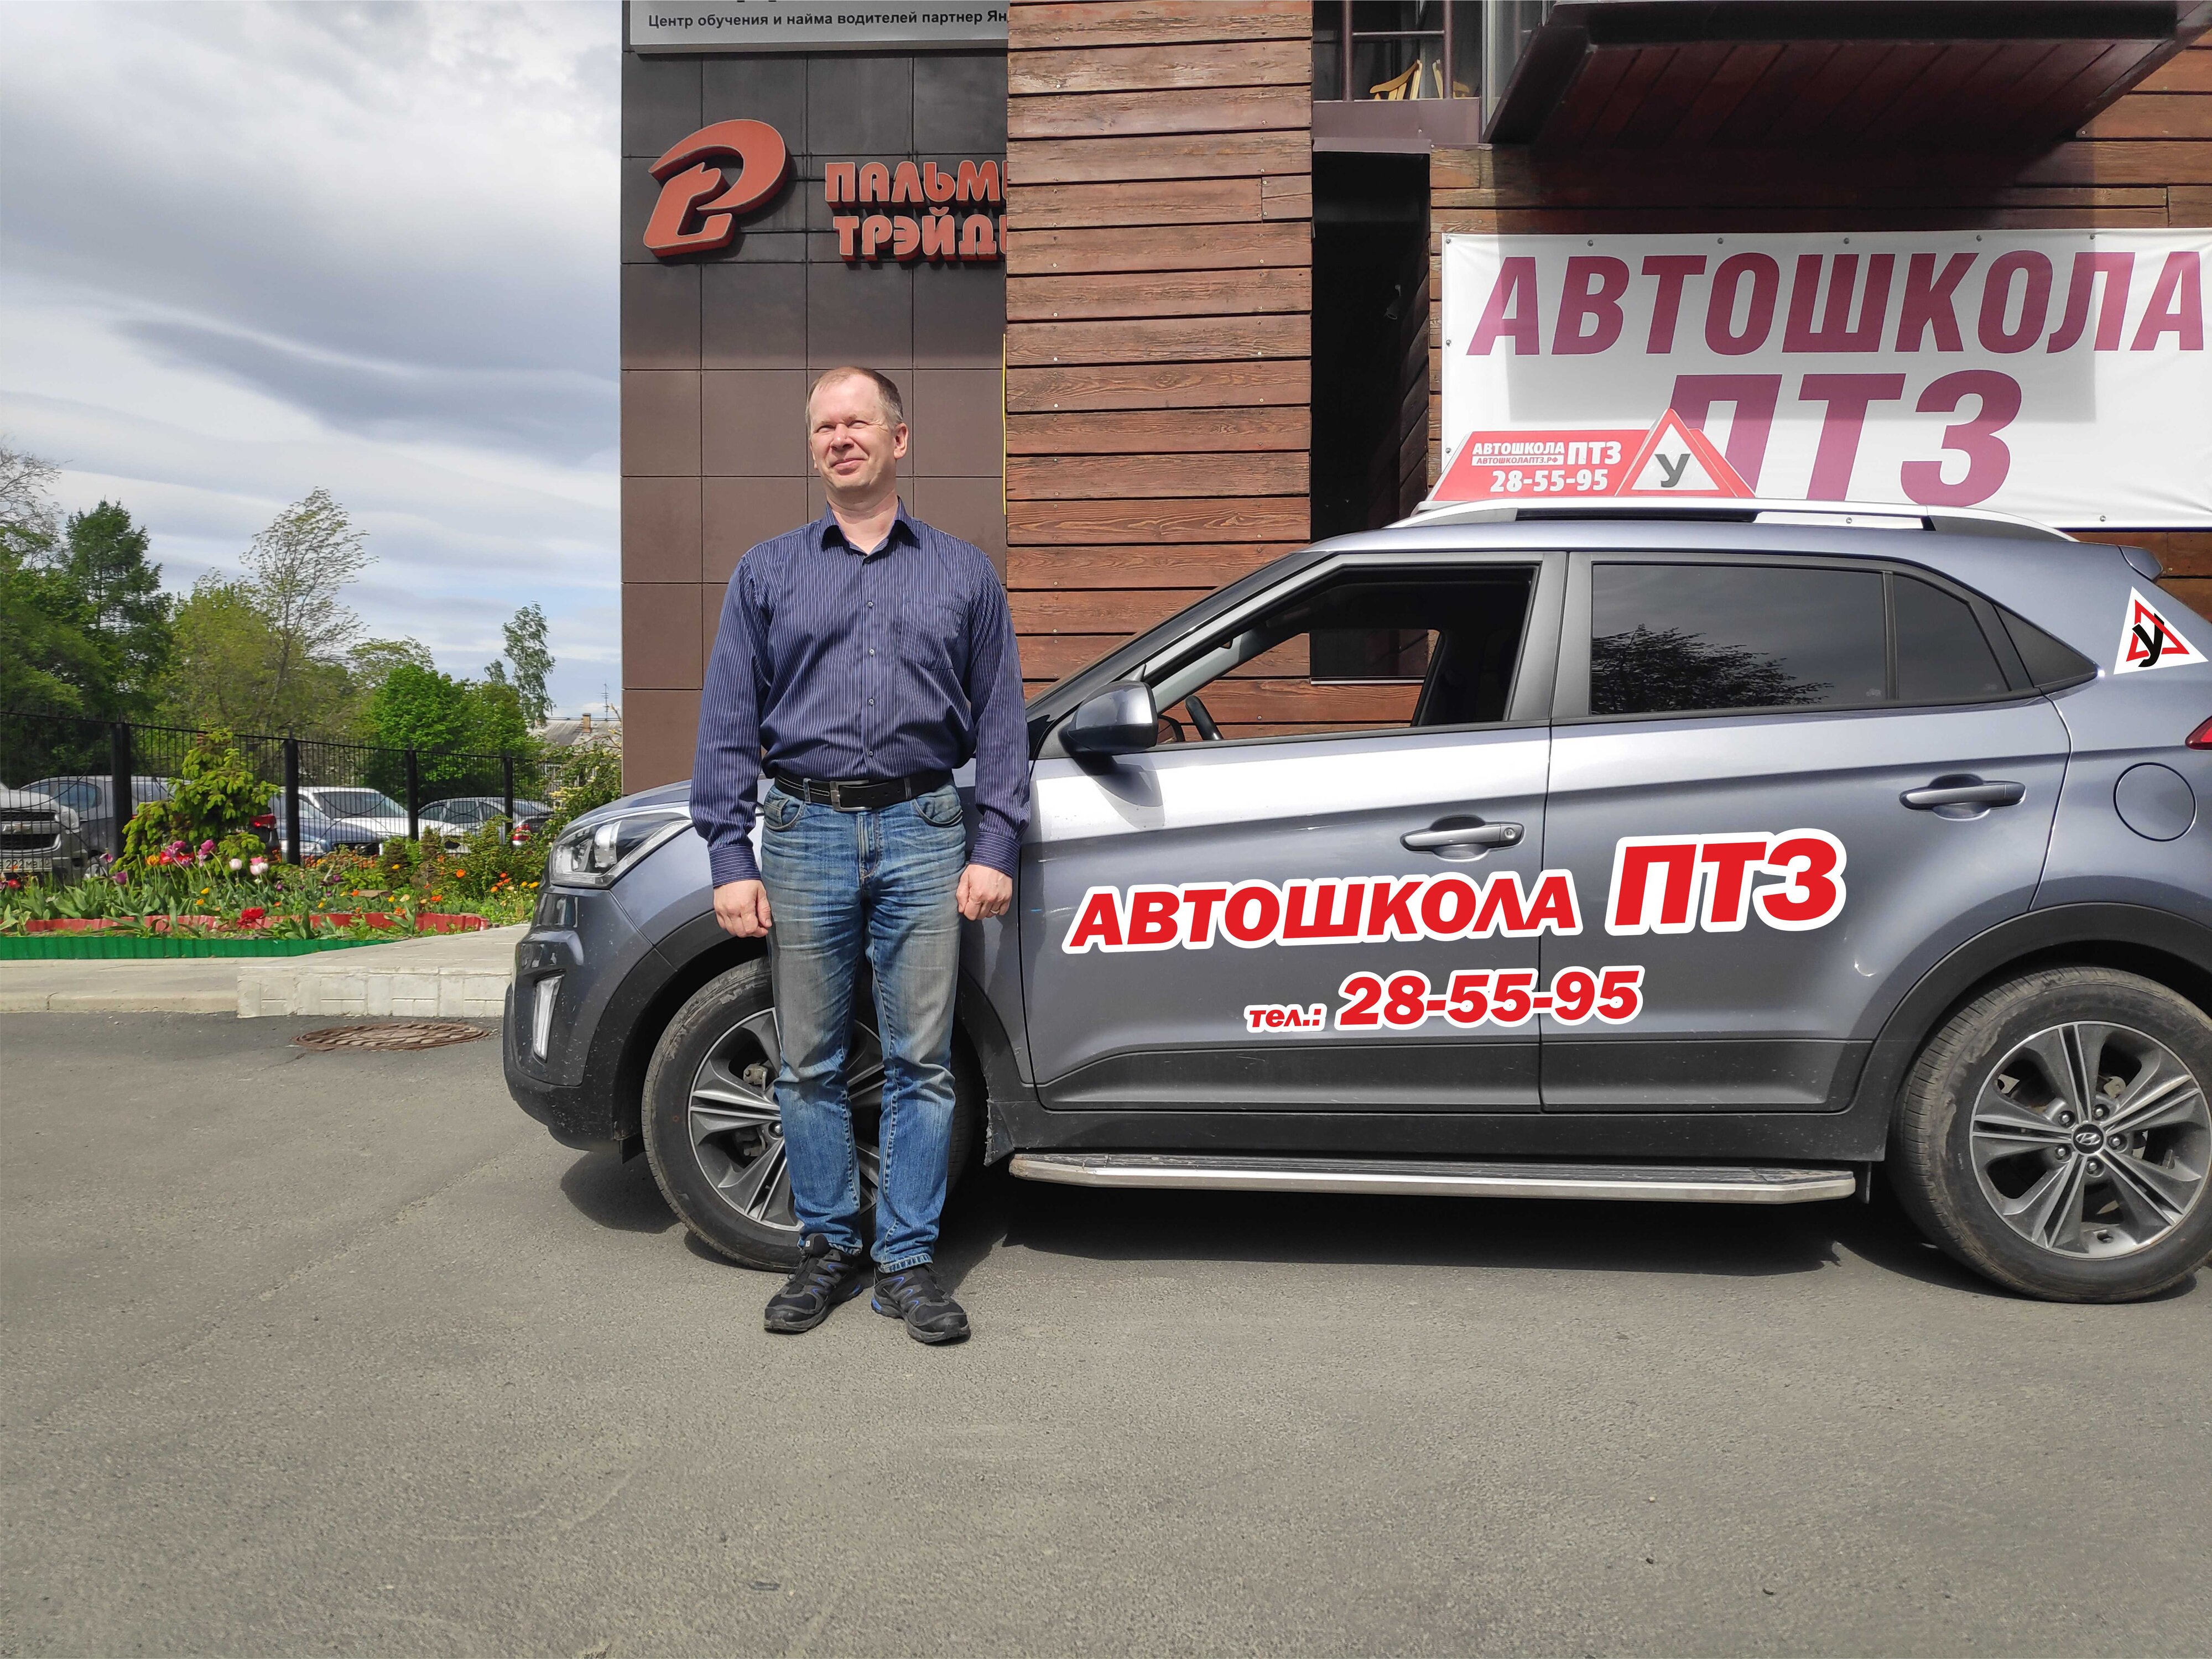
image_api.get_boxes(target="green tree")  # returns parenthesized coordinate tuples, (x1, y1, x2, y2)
(62, 501, 172, 718)
(367, 661, 474, 755)
(155, 490, 381, 737)
(486, 602, 554, 726)
(243, 487, 369, 719)
(0, 543, 102, 714)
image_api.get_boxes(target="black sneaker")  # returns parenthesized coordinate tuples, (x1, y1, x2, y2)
(763, 1235, 867, 1334)
(871, 1262, 971, 1345)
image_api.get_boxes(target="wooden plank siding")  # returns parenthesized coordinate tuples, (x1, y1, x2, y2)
(1006, 0, 1311, 693)
(1428, 30, 2212, 625)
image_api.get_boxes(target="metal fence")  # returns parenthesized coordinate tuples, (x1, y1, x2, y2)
(1, 707, 553, 862)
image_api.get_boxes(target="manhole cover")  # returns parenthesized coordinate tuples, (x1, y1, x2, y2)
(295, 1021, 488, 1052)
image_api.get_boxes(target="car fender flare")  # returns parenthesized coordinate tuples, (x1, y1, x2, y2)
(1850, 902, 2212, 1143)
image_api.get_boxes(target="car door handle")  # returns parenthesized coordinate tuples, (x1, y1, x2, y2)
(1899, 778, 2026, 811)
(1402, 822, 1524, 851)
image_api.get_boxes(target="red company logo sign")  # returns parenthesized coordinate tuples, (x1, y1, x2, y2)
(642, 120, 1005, 265)
(824, 160, 1004, 264)
(644, 120, 792, 257)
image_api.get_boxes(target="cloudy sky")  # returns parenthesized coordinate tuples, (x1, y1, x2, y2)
(1, 0, 621, 717)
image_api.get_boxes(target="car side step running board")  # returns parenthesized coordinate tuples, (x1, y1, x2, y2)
(1007, 1152, 1856, 1206)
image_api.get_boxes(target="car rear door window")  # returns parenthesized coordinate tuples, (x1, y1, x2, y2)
(1894, 575, 2007, 703)
(1591, 563, 1887, 717)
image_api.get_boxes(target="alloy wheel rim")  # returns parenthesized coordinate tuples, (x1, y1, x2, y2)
(1970, 1020, 2209, 1260)
(686, 1005, 884, 1233)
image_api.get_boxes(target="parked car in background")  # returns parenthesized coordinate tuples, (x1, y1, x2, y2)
(261, 786, 413, 858)
(0, 786, 95, 878)
(507, 499, 2212, 1305)
(419, 795, 554, 844)
(23, 775, 173, 858)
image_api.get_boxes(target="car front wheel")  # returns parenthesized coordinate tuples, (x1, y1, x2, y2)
(639, 960, 979, 1272)
(1891, 966, 2212, 1302)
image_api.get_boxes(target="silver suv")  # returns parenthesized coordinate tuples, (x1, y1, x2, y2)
(506, 503, 2212, 1303)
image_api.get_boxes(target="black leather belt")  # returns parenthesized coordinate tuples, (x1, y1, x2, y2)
(771, 769, 951, 811)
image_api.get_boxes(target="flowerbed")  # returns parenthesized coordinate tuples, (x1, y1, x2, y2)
(3, 822, 542, 941)
(0, 934, 394, 961)
(22, 912, 488, 935)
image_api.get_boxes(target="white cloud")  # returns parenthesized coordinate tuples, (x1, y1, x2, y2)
(0, 0, 621, 716)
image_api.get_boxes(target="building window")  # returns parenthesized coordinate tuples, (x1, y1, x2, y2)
(1314, 2, 1480, 103)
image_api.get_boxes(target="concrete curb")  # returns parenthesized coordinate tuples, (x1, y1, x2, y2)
(236, 925, 525, 1018)
(0, 926, 524, 1018)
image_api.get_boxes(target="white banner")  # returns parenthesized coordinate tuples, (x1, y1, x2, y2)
(628, 1, 1007, 51)
(1439, 230, 2211, 526)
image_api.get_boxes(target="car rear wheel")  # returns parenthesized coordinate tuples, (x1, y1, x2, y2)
(1891, 967, 2212, 1302)
(639, 959, 979, 1272)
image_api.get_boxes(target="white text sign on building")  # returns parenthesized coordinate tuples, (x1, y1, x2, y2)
(628, 2, 1008, 51)
(1439, 231, 2210, 526)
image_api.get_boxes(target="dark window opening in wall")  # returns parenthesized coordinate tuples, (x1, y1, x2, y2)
(1310, 153, 1433, 698)
(1314, 2, 1481, 103)
(1310, 152, 1430, 549)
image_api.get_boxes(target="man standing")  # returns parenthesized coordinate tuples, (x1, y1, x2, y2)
(690, 366, 1026, 1346)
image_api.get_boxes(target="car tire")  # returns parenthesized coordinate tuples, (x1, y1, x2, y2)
(639, 959, 981, 1273)
(1890, 966, 2212, 1302)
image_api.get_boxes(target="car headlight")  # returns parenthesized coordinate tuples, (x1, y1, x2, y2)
(547, 808, 690, 888)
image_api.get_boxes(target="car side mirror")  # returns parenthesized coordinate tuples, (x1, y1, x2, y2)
(1061, 681, 1159, 757)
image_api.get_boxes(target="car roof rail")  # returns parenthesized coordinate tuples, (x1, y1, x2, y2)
(1393, 497, 2077, 544)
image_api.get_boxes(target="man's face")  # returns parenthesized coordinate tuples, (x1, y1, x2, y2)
(808, 374, 908, 497)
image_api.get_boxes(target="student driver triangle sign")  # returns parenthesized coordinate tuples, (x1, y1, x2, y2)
(2115, 588, 2206, 675)
(1617, 409, 1752, 498)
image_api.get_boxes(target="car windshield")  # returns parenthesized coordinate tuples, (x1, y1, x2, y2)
(316, 789, 405, 818)
(516, 800, 552, 816)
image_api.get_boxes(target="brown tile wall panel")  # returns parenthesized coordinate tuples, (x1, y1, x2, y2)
(910, 476, 1009, 570)
(622, 583, 705, 690)
(917, 49, 1010, 150)
(702, 370, 808, 476)
(622, 263, 700, 369)
(623, 689, 703, 792)
(701, 264, 806, 368)
(805, 263, 915, 368)
(701, 53, 808, 139)
(623, 53, 701, 159)
(621, 478, 702, 585)
(909, 371, 1005, 474)
(914, 267, 1008, 367)
(621, 372, 700, 477)
(703, 477, 812, 585)
(806, 55, 914, 154)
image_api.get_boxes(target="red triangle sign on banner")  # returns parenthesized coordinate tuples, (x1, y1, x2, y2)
(1614, 408, 1753, 498)
(2115, 587, 2207, 674)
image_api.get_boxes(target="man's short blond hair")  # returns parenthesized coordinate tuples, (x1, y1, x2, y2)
(806, 366, 905, 429)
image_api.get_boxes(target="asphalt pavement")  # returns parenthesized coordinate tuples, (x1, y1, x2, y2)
(3, 1012, 2207, 1657)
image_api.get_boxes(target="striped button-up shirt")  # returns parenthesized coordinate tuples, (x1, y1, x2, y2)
(690, 503, 1028, 886)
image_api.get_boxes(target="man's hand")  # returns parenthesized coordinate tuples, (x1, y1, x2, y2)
(713, 879, 773, 937)
(957, 863, 1013, 921)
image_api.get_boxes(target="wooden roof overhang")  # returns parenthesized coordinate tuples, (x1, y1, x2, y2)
(1486, 1, 2212, 149)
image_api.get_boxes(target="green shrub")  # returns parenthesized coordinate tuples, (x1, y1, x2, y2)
(121, 728, 272, 864)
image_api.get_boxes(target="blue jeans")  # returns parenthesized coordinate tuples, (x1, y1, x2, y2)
(758, 781, 966, 1271)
